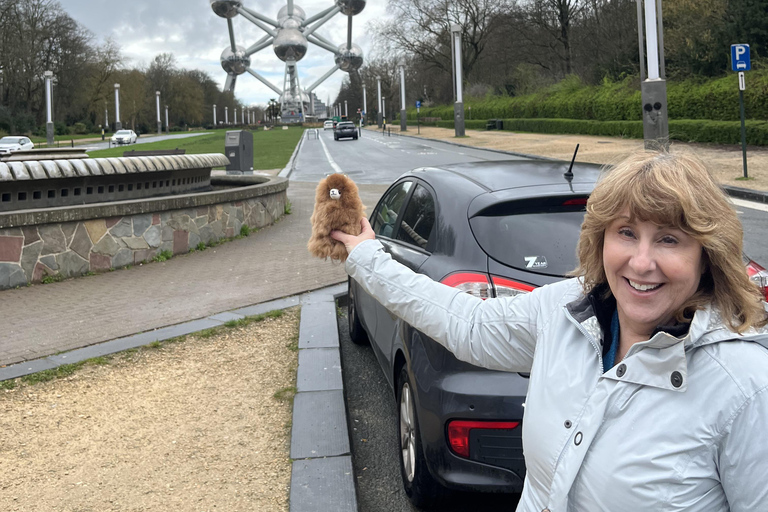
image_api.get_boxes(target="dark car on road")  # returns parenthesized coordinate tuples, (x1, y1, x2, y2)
(334, 121, 358, 140)
(347, 159, 768, 509)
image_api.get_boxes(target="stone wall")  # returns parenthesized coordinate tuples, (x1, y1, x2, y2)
(0, 179, 287, 290)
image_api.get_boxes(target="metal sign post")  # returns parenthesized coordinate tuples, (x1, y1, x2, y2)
(416, 100, 421, 134)
(731, 44, 750, 178)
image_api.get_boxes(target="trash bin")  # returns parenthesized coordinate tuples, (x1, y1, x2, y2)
(496, 119, 504, 130)
(225, 130, 254, 174)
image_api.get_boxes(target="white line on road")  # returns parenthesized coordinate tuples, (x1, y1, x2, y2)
(731, 197, 768, 213)
(317, 132, 344, 174)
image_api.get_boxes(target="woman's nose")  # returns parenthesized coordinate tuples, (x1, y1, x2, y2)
(629, 243, 657, 273)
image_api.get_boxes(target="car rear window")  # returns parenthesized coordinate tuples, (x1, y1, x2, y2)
(470, 209, 586, 277)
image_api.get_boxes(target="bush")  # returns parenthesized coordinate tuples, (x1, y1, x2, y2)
(72, 122, 87, 134)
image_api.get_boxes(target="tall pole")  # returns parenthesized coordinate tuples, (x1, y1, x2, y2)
(451, 24, 465, 137)
(637, 0, 668, 149)
(362, 83, 367, 126)
(44, 71, 54, 146)
(165, 105, 169, 133)
(344, 100, 348, 118)
(105, 102, 109, 132)
(114, 83, 122, 131)
(376, 76, 382, 128)
(213, 104, 217, 126)
(225, 106, 229, 124)
(155, 91, 161, 135)
(399, 63, 407, 131)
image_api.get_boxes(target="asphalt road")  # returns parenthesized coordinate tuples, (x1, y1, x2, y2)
(83, 131, 212, 151)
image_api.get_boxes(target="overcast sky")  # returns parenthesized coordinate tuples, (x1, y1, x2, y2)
(62, 0, 388, 107)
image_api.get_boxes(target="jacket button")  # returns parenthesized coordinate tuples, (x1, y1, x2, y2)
(564, 420, 572, 429)
(616, 363, 626, 377)
(574, 432, 583, 445)
(671, 371, 683, 388)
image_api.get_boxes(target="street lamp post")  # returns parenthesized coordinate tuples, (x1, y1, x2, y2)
(344, 100, 348, 118)
(225, 106, 229, 124)
(376, 76, 382, 128)
(44, 71, 54, 146)
(213, 104, 217, 126)
(155, 91, 162, 135)
(362, 83, 367, 125)
(637, 0, 668, 149)
(451, 24, 465, 137)
(165, 105, 169, 134)
(114, 83, 122, 131)
(399, 62, 407, 131)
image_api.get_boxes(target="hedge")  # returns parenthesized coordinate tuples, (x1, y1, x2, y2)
(408, 71, 768, 123)
(425, 118, 768, 146)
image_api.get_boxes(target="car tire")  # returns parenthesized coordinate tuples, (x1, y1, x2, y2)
(347, 278, 369, 345)
(397, 366, 451, 509)
(354, 135, 358, 140)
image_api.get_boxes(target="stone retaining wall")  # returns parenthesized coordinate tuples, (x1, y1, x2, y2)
(0, 177, 288, 290)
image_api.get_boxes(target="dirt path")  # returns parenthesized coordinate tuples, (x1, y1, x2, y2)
(0, 309, 299, 512)
(387, 126, 768, 192)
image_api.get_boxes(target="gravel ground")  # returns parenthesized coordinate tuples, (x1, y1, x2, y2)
(0, 308, 300, 512)
(389, 126, 768, 191)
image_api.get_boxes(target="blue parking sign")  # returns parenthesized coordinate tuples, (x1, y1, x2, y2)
(731, 44, 751, 71)
(415, 100, 421, 108)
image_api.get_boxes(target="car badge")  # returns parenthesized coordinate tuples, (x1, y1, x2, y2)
(524, 256, 548, 269)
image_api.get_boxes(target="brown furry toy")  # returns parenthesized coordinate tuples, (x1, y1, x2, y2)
(308, 173, 366, 262)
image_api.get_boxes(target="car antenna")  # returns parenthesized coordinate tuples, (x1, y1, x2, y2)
(564, 143, 579, 182)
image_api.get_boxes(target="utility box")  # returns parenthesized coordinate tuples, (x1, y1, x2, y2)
(225, 130, 254, 174)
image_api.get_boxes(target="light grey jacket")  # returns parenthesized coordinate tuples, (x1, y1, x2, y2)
(346, 239, 768, 512)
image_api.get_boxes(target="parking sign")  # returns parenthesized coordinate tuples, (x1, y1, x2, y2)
(415, 100, 421, 108)
(731, 44, 751, 71)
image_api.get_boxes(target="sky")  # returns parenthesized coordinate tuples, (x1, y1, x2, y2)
(62, 0, 389, 107)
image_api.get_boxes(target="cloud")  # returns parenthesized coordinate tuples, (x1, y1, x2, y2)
(63, 0, 389, 106)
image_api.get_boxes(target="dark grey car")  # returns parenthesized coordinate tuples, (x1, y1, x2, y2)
(347, 160, 603, 509)
(334, 121, 358, 140)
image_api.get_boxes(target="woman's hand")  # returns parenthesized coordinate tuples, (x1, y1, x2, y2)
(331, 217, 375, 254)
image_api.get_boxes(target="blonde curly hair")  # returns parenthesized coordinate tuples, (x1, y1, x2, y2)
(571, 150, 767, 333)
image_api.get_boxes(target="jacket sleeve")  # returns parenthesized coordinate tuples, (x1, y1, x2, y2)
(345, 239, 543, 372)
(718, 385, 768, 511)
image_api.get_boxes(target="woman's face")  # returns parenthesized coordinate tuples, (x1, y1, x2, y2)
(603, 212, 704, 338)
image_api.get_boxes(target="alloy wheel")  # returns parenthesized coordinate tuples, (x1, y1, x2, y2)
(400, 381, 417, 482)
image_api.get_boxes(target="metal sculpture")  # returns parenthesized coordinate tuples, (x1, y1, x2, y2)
(211, 0, 366, 122)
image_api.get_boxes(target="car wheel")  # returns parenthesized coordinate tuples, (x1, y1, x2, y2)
(347, 278, 369, 345)
(354, 135, 358, 140)
(397, 366, 450, 509)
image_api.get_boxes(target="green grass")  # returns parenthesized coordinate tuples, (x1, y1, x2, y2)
(152, 249, 173, 262)
(29, 133, 107, 144)
(87, 127, 305, 170)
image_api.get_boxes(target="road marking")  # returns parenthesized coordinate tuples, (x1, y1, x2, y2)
(731, 197, 768, 213)
(317, 132, 344, 174)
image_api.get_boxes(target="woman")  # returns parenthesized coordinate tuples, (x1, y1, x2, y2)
(331, 150, 768, 511)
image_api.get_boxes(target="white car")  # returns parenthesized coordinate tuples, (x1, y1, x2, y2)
(0, 136, 34, 155)
(323, 120, 334, 130)
(111, 129, 138, 145)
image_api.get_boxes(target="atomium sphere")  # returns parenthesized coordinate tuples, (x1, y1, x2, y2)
(280, 17, 301, 30)
(210, 0, 242, 18)
(335, 43, 364, 72)
(220, 46, 250, 75)
(273, 28, 308, 62)
(280, 91, 310, 105)
(277, 4, 306, 23)
(335, 0, 366, 16)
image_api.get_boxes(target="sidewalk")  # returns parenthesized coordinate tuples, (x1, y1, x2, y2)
(375, 125, 768, 193)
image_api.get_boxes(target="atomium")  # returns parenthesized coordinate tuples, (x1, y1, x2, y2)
(220, 46, 250, 75)
(211, 0, 366, 121)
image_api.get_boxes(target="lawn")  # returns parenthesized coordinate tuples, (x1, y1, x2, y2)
(87, 127, 305, 170)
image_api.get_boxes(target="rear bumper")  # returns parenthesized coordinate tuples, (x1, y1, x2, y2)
(408, 334, 528, 493)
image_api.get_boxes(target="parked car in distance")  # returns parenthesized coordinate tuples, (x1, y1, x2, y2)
(111, 129, 137, 145)
(334, 121, 358, 140)
(347, 159, 768, 509)
(0, 136, 34, 155)
(324, 120, 335, 130)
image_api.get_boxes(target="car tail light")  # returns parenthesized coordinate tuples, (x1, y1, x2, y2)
(447, 420, 521, 458)
(441, 272, 493, 299)
(491, 276, 536, 298)
(746, 260, 768, 301)
(562, 198, 588, 206)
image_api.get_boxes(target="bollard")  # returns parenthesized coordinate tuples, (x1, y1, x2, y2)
(71, 139, 74, 148)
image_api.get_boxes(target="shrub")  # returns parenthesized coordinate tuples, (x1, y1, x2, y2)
(72, 122, 87, 134)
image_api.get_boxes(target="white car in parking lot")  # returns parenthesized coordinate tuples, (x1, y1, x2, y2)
(0, 136, 34, 155)
(111, 129, 138, 145)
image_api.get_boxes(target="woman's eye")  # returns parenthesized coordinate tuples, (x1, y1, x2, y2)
(618, 228, 634, 238)
(660, 236, 678, 244)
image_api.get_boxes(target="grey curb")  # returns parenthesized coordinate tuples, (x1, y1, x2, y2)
(278, 130, 307, 179)
(0, 281, 357, 512)
(378, 129, 768, 203)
